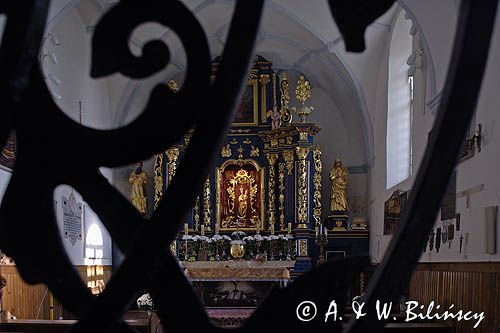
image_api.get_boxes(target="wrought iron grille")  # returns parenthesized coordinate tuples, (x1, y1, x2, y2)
(0, 1, 497, 332)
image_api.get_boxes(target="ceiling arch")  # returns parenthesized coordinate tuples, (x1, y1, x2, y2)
(43, 0, 446, 167)
(109, 0, 377, 166)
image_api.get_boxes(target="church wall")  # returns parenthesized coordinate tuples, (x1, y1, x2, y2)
(53, 185, 112, 266)
(43, 7, 110, 129)
(47, 8, 113, 265)
(307, 87, 367, 223)
(368, 3, 500, 263)
(399, 0, 458, 91)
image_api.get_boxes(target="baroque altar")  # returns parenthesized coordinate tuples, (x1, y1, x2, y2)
(153, 56, 323, 272)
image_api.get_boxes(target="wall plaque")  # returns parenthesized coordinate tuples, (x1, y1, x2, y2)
(62, 192, 83, 246)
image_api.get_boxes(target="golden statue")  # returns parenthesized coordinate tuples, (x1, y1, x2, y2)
(221, 144, 232, 158)
(129, 162, 149, 216)
(237, 187, 248, 219)
(330, 158, 348, 212)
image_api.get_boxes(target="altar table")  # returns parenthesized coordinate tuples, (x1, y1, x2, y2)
(181, 260, 295, 284)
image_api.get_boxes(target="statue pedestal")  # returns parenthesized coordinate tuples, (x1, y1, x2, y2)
(325, 214, 349, 231)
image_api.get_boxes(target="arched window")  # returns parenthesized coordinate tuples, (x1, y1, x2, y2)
(85, 222, 103, 260)
(386, 9, 413, 189)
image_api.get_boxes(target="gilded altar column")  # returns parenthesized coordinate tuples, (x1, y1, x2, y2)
(166, 148, 180, 185)
(266, 153, 278, 230)
(313, 146, 322, 228)
(278, 163, 285, 231)
(153, 153, 164, 210)
(260, 74, 269, 122)
(296, 147, 310, 229)
(193, 196, 200, 231)
(279, 72, 292, 124)
(203, 177, 212, 231)
(283, 150, 295, 176)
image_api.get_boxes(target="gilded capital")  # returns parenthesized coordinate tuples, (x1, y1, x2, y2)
(166, 147, 179, 162)
(295, 146, 310, 160)
(266, 153, 278, 165)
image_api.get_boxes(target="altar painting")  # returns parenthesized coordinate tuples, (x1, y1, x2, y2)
(233, 80, 258, 126)
(217, 160, 264, 230)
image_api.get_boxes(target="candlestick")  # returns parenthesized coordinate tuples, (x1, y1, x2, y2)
(315, 226, 319, 237)
(215, 224, 219, 235)
(270, 224, 275, 235)
(201, 225, 205, 236)
(315, 231, 328, 265)
(184, 223, 189, 235)
(288, 223, 292, 234)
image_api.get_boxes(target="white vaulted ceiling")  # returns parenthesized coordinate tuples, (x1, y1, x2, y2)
(44, 0, 409, 166)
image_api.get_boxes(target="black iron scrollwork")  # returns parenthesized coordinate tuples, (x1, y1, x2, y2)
(0, 0, 497, 332)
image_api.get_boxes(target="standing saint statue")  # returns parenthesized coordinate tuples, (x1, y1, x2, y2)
(129, 162, 149, 216)
(330, 158, 349, 212)
(237, 187, 248, 219)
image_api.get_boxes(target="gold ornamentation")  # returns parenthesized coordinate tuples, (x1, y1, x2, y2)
(283, 150, 294, 176)
(293, 75, 314, 123)
(230, 138, 238, 145)
(237, 146, 244, 160)
(330, 158, 349, 212)
(167, 80, 179, 93)
(266, 153, 278, 230)
(296, 146, 310, 160)
(280, 72, 292, 123)
(248, 67, 259, 79)
(229, 129, 251, 134)
(243, 138, 252, 145)
(203, 177, 212, 230)
(271, 138, 278, 148)
(260, 74, 269, 122)
(170, 241, 177, 255)
(278, 163, 285, 230)
(266, 72, 281, 130)
(153, 153, 164, 210)
(298, 239, 308, 257)
(166, 148, 180, 184)
(295, 75, 311, 105)
(250, 145, 260, 157)
(230, 242, 245, 259)
(129, 162, 148, 215)
(193, 196, 200, 231)
(299, 132, 308, 141)
(224, 169, 259, 227)
(296, 147, 310, 225)
(221, 144, 232, 158)
(313, 146, 322, 227)
(287, 136, 293, 145)
(216, 159, 265, 231)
